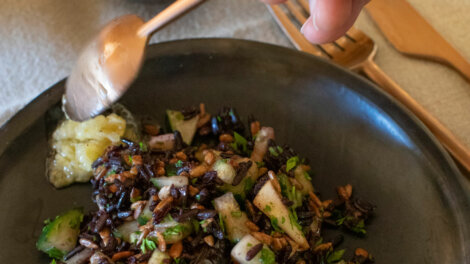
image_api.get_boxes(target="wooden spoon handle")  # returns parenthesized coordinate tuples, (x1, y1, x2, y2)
(138, 0, 204, 37)
(361, 59, 470, 172)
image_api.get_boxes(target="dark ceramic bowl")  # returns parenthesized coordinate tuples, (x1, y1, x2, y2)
(0, 39, 469, 263)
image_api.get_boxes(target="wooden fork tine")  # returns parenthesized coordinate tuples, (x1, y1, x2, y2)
(298, 0, 310, 12)
(267, 5, 326, 57)
(334, 35, 352, 48)
(317, 43, 339, 57)
(345, 26, 364, 41)
(285, 1, 308, 24)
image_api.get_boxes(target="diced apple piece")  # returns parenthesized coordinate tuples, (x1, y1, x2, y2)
(167, 110, 199, 145)
(214, 193, 251, 243)
(148, 133, 175, 151)
(250, 127, 274, 162)
(115, 220, 139, 243)
(213, 159, 237, 184)
(253, 181, 309, 250)
(219, 157, 258, 199)
(148, 248, 171, 264)
(231, 234, 275, 264)
(151, 216, 193, 244)
(150, 176, 188, 189)
(294, 166, 314, 195)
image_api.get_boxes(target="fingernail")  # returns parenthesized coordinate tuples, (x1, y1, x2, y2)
(300, 20, 307, 34)
(309, 0, 319, 31)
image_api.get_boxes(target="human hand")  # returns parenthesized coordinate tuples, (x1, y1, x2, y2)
(261, 0, 369, 43)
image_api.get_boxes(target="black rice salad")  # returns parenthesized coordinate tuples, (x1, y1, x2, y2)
(37, 104, 375, 264)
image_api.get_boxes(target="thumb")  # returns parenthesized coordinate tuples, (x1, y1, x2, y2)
(301, 0, 368, 44)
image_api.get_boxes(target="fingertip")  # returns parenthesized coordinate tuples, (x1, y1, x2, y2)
(302, 0, 367, 44)
(301, 17, 345, 44)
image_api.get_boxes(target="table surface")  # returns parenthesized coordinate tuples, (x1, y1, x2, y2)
(1, 0, 470, 149)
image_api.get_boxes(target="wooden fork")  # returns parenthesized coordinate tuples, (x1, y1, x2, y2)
(267, 0, 470, 172)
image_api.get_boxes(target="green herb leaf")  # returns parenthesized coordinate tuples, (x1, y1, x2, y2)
(137, 215, 149, 226)
(264, 205, 272, 212)
(350, 219, 367, 235)
(244, 178, 254, 193)
(256, 161, 265, 168)
(139, 142, 148, 152)
(259, 248, 276, 264)
(304, 171, 312, 181)
(288, 208, 303, 231)
(106, 169, 116, 177)
(277, 173, 303, 208)
(128, 155, 133, 164)
(286, 156, 300, 172)
(247, 243, 253, 247)
(175, 160, 184, 168)
(163, 225, 186, 239)
(231, 211, 242, 218)
(281, 216, 286, 224)
(268, 147, 278, 157)
(165, 164, 178, 176)
(50, 260, 57, 264)
(112, 230, 123, 239)
(130, 196, 142, 203)
(270, 217, 283, 233)
(327, 249, 346, 263)
(230, 132, 250, 155)
(218, 213, 226, 234)
(46, 248, 64, 259)
(336, 216, 346, 226)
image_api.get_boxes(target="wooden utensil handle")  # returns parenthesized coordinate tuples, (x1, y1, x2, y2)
(137, 0, 204, 37)
(361, 59, 470, 171)
(442, 50, 470, 82)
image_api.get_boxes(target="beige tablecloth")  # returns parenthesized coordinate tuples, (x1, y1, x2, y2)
(1, 0, 469, 147)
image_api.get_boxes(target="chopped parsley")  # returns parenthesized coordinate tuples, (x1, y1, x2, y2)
(259, 248, 276, 264)
(140, 237, 157, 253)
(50, 260, 57, 264)
(139, 142, 148, 151)
(288, 209, 302, 231)
(218, 213, 226, 234)
(163, 225, 186, 239)
(128, 155, 133, 164)
(231, 211, 242, 218)
(247, 243, 253, 247)
(137, 215, 149, 226)
(175, 160, 184, 168)
(46, 248, 63, 259)
(264, 205, 272, 212)
(268, 147, 279, 157)
(165, 164, 178, 176)
(244, 178, 254, 193)
(130, 196, 142, 203)
(281, 216, 286, 224)
(350, 219, 367, 235)
(286, 156, 300, 172)
(112, 230, 123, 239)
(270, 217, 283, 233)
(230, 132, 250, 155)
(278, 174, 303, 208)
(304, 171, 312, 181)
(106, 169, 116, 177)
